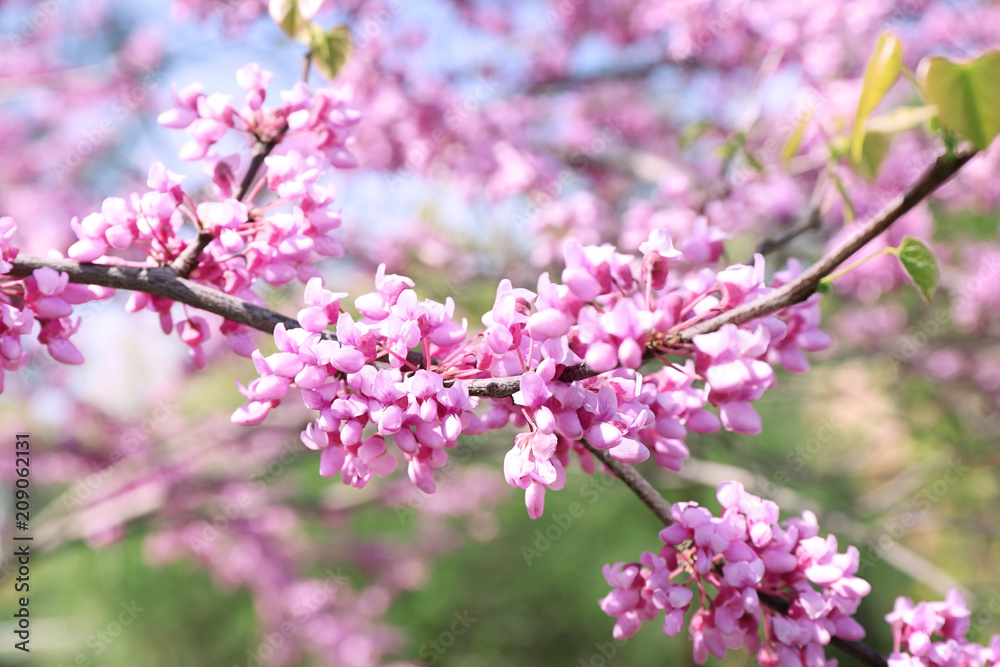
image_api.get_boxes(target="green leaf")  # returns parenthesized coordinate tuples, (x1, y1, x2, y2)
(851, 33, 903, 163)
(743, 148, 764, 173)
(268, 0, 322, 38)
(895, 236, 939, 302)
(828, 135, 849, 161)
(303, 24, 352, 80)
(864, 105, 938, 134)
(679, 121, 713, 149)
(853, 131, 891, 181)
(781, 109, 812, 163)
(918, 51, 1000, 149)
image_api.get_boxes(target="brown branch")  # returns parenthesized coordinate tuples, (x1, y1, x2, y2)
(469, 149, 977, 395)
(669, 148, 977, 343)
(4, 149, 977, 402)
(7, 255, 304, 335)
(5, 153, 977, 667)
(169, 125, 289, 278)
(758, 592, 888, 667)
(755, 205, 822, 256)
(523, 55, 683, 95)
(580, 439, 674, 525)
(169, 230, 215, 278)
(235, 126, 288, 202)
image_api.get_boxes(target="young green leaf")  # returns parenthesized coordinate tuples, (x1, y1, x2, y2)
(918, 51, 1000, 149)
(269, 0, 322, 38)
(895, 236, 939, 302)
(864, 105, 938, 134)
(853, 131, 891, 181)
(305, 24, 352, 80)
(781, 109, 812, 163)
(851, 33, 903, 164)
(679, 121, 713, 150)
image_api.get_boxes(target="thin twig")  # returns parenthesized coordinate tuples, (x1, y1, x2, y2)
(755, 205, 822, 256)
(170, 126, 290, 278)
(169, 230, 215, 278)
(757, 592, 888, 667)
(234, 125, 288, 202)
(669, 149, 976, 343)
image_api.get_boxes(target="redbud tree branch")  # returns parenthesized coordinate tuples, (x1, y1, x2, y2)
(170, 125, 289, 278)
(581, 439, 674, 525)
(5, 151, 974, 667)
(4, 148, 976, 401)
(671, 149, 977, 341)
(6, 256, 303, 333)
(584, 440, 889, 666)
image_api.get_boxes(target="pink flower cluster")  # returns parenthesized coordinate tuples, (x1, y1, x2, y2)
(234, 228, 834, 520)
(599, 482, 871, 666)
(887, 591, 1000, 667)
(0, 217, 17, 275)
(233, 270, 485, 493)
(59, 64, 360, 368)
(0, 218, 114, 391)
(476, 232, 830, 515)
(159, 63, 359, 168)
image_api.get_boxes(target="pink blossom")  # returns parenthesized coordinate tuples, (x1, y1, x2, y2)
(0, 217, 18, 273)
(694, 324, 775, 434)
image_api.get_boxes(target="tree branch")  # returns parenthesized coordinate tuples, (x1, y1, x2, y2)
(755, 205, 822, 256)
(6, 152, 976, 667)
(4, 149, 977, 403)
(670, 149, 977, 343)
(522, 55, 685, 95)
(169, 125, 289, 278)
(7, 255, 303, 334)
(757, 592, 888, 667)
(170, 230, 215, 278)
(234, 126, 288, 202)
(580, 439, 674, 526)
